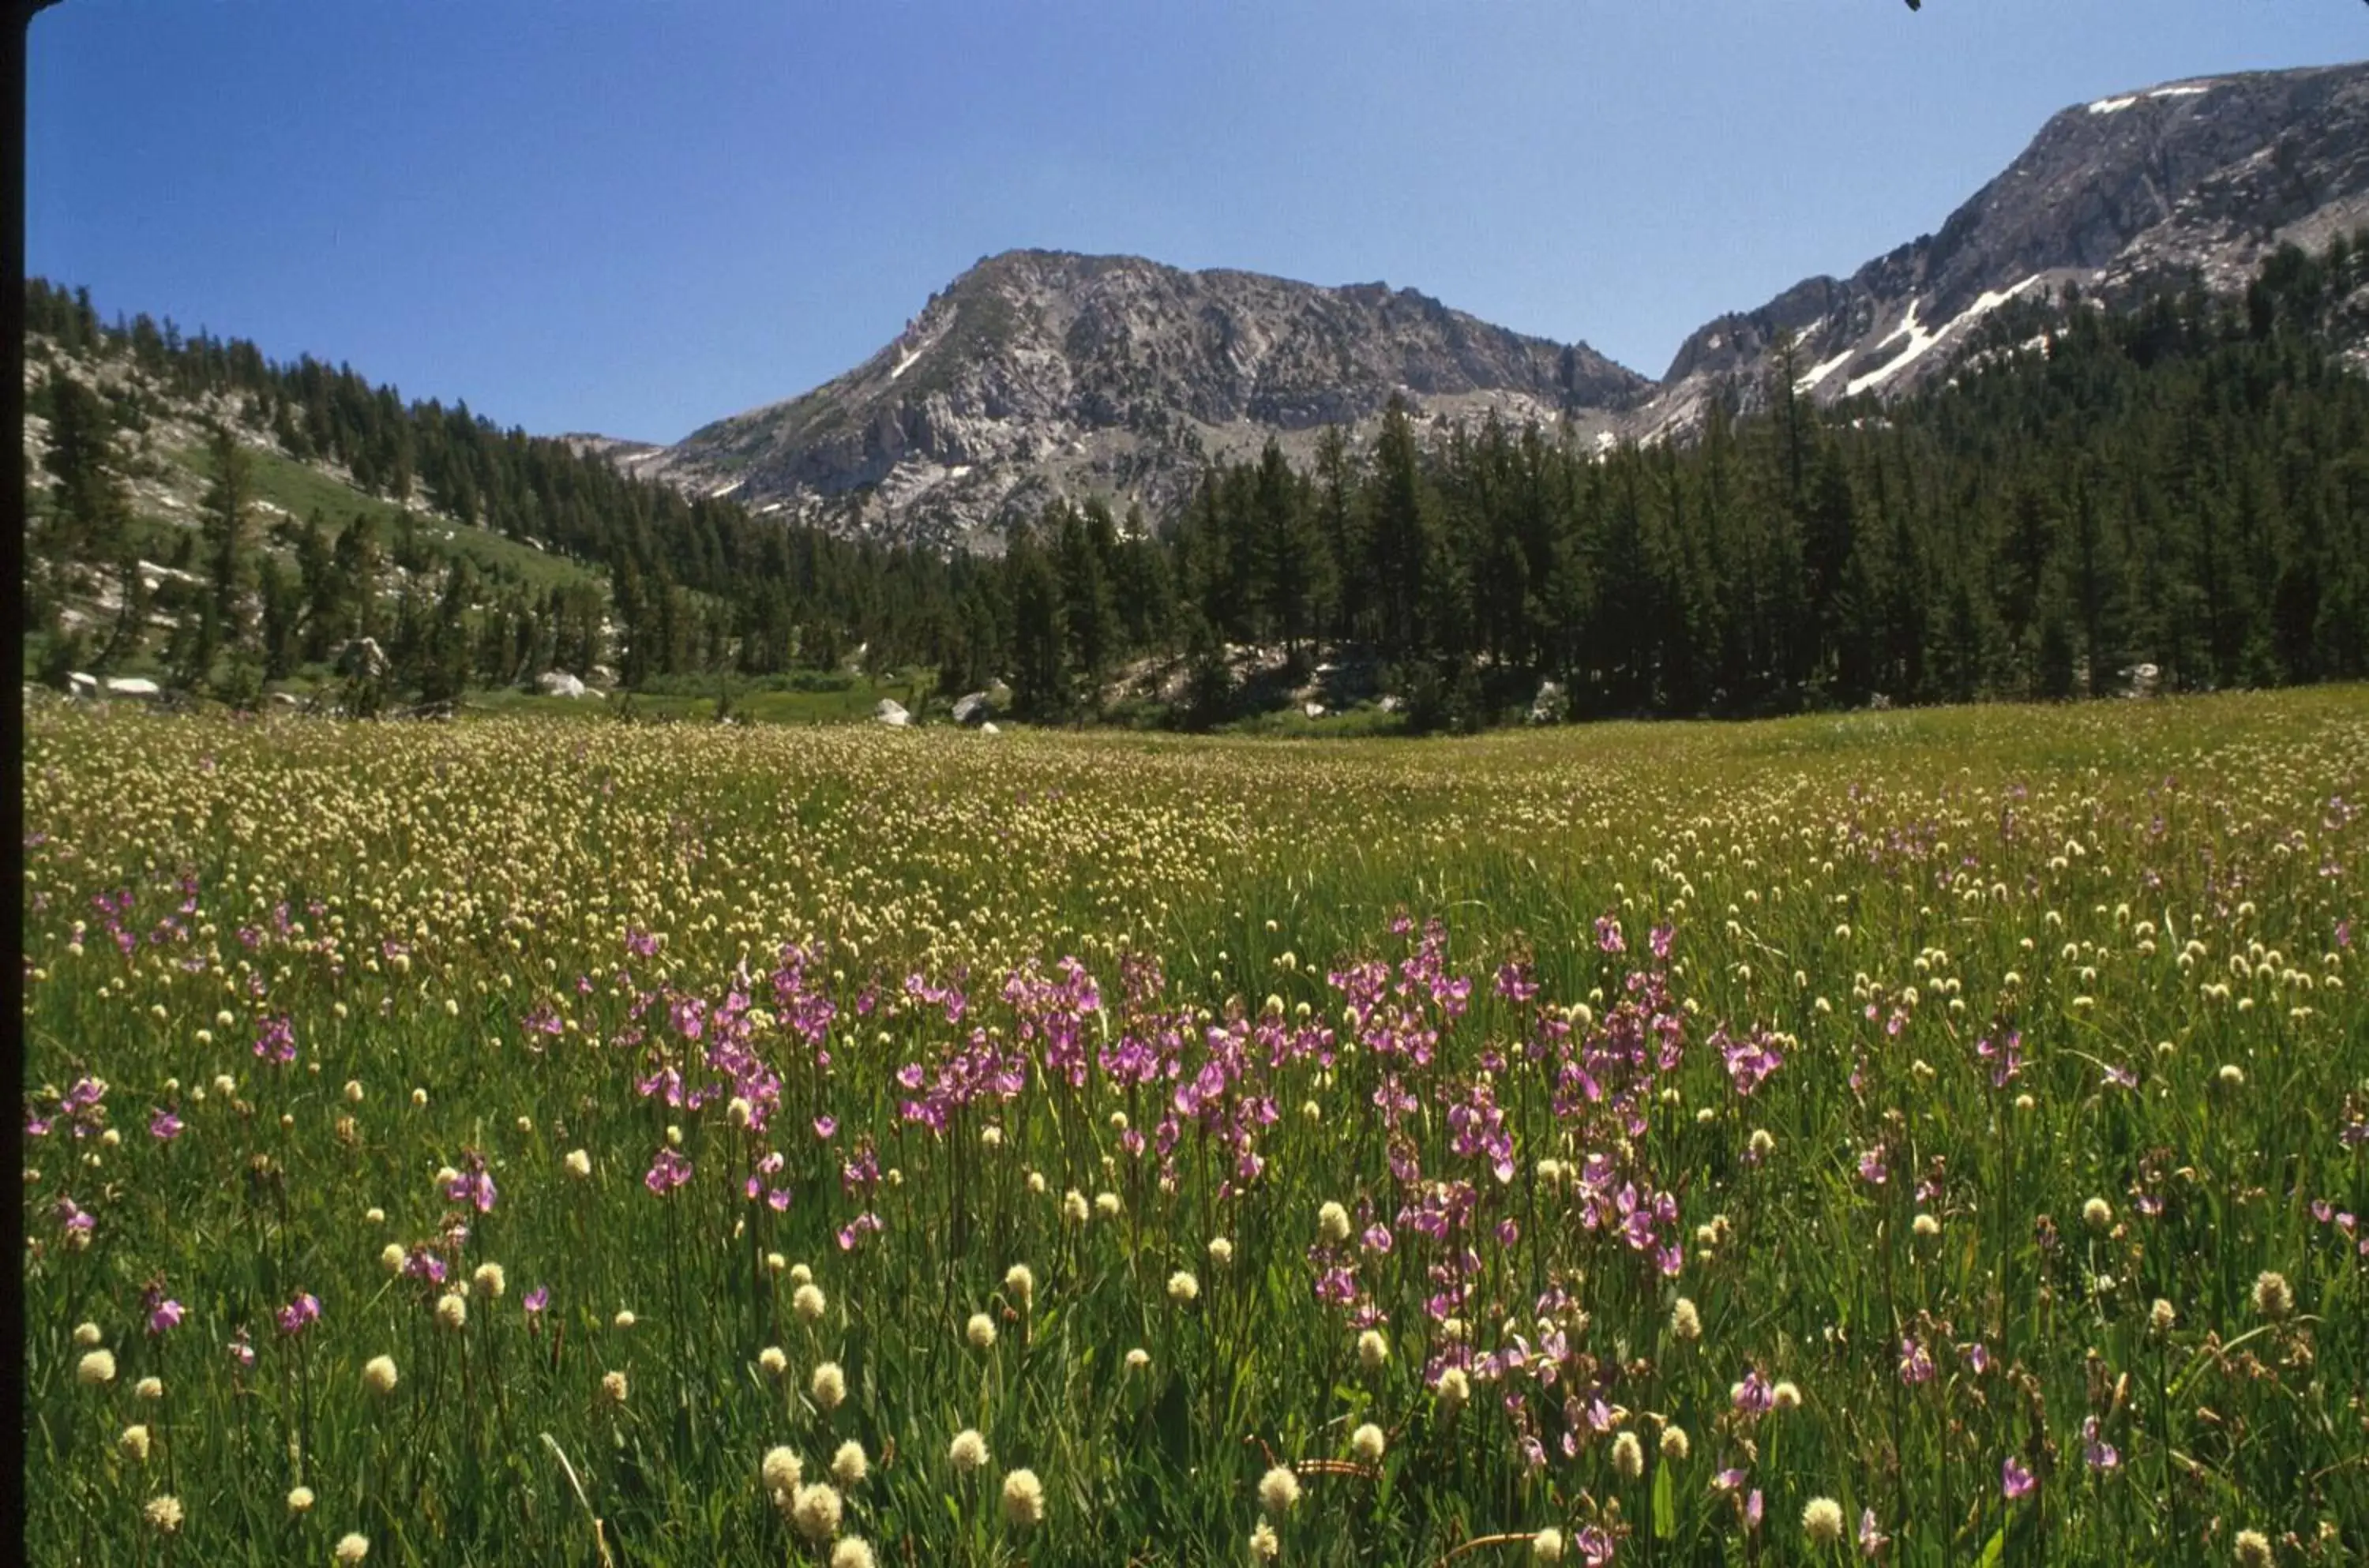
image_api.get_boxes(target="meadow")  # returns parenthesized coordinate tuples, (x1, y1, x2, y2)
(18, 688, 2368, 1566)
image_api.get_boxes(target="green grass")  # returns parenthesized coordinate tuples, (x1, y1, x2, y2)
(176, 442, 607, 596)
(19, 688, 2369, 1566)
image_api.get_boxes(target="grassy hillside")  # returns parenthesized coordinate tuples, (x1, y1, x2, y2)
(175, 440, 606, 597)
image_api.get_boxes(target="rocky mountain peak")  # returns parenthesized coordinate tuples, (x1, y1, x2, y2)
(604, 59, 2368, 547)
(1639, 59, 2369, 438)
(634, 249, 1648, 549)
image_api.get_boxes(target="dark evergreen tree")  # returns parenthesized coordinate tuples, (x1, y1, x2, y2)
(200, 423, 253, 643)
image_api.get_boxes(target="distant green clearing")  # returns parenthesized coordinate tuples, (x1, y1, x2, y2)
(175, 442, 606, 595)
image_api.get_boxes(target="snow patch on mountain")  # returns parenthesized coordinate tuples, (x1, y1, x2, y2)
(1846, 302, 1940, 396)
(1845, 277, 2043, 398)
(1796, 346, 1858, 395)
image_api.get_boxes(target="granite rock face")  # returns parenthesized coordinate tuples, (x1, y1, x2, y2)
(614, 62, 2369, 546)
(636, 250, 1646, 549)
(1638, 61, 2369, 438)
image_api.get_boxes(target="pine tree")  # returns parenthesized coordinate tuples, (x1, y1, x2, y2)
(296, 511, 336, 661)
(1055, 502, 1121, 710)
(200, 422, 253, 643)
(1253, 437, 1324, 670)
(258, 557, 302, 681)
(1368, 396, 1435, 659)
(41, 370, 131, 566)
(1006, 531, 1071, 721)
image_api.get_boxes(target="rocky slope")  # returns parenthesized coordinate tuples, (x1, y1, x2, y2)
(635, 250, 1647, 549)
(609, 59, 2368, 546)
(1638, 59, 2369, 438)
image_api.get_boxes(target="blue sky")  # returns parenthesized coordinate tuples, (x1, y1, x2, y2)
(27, 2, 2366, 443)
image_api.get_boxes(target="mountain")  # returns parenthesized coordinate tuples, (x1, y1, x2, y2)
(606, 59, 2369, 548)
(633, 250, 1648, 549)
(1639, 59, 2369, 437)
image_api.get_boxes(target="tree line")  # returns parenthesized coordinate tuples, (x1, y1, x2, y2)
(24, 230, 2369, 726)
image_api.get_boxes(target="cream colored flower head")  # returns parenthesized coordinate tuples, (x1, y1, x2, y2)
(1258, 1465, 1301, 1515)
(810, 1361, 847, 1412)
(832, 1439, 868, 1487)
(790, 1482, 843, 1543)
(949, 1428, 989, 1473)
(761, 1445, 802, 1495)
(1000, 1468, 1045, 1529)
